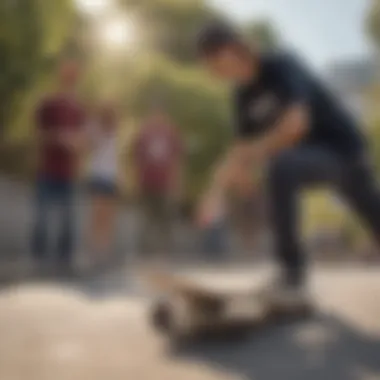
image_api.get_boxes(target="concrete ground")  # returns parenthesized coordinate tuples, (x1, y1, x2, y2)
(0, 266, 379, 380)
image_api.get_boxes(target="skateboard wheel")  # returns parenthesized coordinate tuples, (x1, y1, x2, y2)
(150, 299, 173, 333)
(150, 297, 198, 341)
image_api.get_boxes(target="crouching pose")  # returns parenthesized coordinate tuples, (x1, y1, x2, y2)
(196, 23, 380, 307)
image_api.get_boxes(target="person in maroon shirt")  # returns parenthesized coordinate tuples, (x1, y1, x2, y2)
(133, 105, 184, 258)
(32, 59, 86, 276)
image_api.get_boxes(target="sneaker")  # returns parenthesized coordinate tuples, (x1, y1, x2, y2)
(255, 275, 312, 311)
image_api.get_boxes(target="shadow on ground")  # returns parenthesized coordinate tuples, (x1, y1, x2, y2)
(171, 314, 380, 380)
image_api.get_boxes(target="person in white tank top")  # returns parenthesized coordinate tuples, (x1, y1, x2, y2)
(89, 127, 118, 182)
(86, 104, 119, 272)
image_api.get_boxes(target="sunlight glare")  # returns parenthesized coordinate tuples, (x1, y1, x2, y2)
(99, 17, 137, 52)
(75, 0, 112, 16)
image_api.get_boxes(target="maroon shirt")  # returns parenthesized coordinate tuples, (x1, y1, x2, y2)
(134, 123, 183, 194)
(36, 94, 86, 180)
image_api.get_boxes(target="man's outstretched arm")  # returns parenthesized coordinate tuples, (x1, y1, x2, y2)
(198, 104, 309, 224)
(199, 54, 313, 223)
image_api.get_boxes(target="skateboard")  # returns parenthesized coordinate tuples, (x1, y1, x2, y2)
(144, 272, 314, 345)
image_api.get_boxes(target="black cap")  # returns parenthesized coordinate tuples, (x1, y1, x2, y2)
(196, 22, 240, 56)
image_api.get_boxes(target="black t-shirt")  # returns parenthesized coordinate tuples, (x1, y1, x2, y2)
(234, 52, 366, 157)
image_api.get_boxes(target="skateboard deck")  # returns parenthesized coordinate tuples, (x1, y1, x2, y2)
(144, 271, 229, 304)
(143, 271, 303, 345)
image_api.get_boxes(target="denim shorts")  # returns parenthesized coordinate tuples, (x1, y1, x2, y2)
(87, 177, 118, 196)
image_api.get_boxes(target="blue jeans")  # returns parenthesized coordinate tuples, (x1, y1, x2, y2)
(31, 178, 75, 264)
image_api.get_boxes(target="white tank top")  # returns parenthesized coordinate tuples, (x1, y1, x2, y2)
(89, 126, 118, 181)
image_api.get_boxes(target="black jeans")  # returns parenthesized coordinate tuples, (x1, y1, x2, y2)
(267, 146, 380, 286)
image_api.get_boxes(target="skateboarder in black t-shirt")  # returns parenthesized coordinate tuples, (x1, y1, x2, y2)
(196, 23, 380, 308)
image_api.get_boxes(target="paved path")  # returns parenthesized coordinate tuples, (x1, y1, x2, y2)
(0, 267, 379, 380)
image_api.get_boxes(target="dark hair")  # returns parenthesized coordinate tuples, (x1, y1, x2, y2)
(196, 22, 241, 57)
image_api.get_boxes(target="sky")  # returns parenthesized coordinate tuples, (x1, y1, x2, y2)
(211, 0, 373, 70)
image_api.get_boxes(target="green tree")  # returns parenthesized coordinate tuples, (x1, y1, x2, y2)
(79, 0, 279, 200)
(0, 0, 278, 192)
(119, 0, 225, 63)
(123, 54, 231, 199)
(243, 19, 279, 50)
(367, 0, 380, 49)
(0, 0, 74, 139)
(0, 0, 74, 179)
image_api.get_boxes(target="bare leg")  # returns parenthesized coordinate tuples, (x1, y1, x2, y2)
(88, 194, 117, 264)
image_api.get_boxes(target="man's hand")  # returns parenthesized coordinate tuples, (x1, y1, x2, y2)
(196, 102, 309, 228)
(196, 190, 225, 228)
(196, 140, 258, 228)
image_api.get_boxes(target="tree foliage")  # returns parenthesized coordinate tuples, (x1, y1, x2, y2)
(0, 0, 278, 198)
(243, 19, 279, 50)
(122, 55, 231, 198)
(91, 0, 278, 199)
(118, 0, 225, 63)
(0, 0, 74, 138)
(367, 0, 380, 49)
